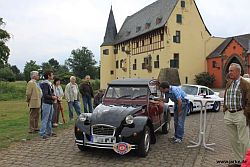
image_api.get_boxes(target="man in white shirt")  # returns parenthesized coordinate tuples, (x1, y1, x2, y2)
(65, 76, 82, 120)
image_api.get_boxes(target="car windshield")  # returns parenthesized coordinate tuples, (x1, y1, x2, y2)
(105, 86, 148, 99)
(181, 85, 198, 95)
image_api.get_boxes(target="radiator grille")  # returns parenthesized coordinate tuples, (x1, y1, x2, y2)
(92, 125, 115, 136)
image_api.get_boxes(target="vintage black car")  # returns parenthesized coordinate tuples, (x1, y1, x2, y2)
(75, 78, 170, 157)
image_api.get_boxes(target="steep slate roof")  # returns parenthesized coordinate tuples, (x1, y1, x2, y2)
(207, 34, 250, 59)
(102, 7, 117, 46)
(114, 0, 178, 44)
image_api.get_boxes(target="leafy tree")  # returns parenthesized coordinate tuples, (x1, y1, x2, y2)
(0, 18, 11, 68)
(0, 67, 15, 82)
(66, 46, 97, 79)
(195, 72, 215, 87)
(11, 65, 20, 75)
(23, 60, 40, 82)
(41, 62, 52, 72)
(11, 65, 24, 81)
(48, 58, 60, 71)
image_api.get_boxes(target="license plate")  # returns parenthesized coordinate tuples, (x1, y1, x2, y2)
(92, 136, 116, 144)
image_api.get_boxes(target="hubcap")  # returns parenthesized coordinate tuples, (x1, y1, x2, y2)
(144, 131, 150, 152)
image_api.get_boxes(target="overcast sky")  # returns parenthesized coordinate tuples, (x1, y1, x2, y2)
(0, 0, 249, 71)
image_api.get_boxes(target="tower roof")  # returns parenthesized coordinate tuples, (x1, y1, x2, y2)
(102, 6, 117, 46)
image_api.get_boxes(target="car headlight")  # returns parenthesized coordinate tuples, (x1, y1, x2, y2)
(125, 115, 134, 124)
(79, 113, 87, 122)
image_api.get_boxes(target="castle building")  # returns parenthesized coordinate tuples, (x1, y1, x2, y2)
(100, 0, 224, 89)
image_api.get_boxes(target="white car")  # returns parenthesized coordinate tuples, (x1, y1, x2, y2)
(167, 84, 223, 116)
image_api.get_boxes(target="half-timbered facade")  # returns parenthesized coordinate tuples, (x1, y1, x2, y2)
(100, 0, 223, 89)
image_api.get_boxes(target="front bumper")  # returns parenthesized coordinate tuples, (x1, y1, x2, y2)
(75, 132, 137, 150)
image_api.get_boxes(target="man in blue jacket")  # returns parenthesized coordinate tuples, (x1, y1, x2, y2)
(160, 81, 188, 143)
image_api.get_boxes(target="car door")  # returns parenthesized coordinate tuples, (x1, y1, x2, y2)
(148, 100, 161, 130)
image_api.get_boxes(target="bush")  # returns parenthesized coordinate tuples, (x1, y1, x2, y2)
(92, 79, 100, 92)
(0, 81, 26, 101)
(0, 67, 16, 82)
(195, 72, 215, 87)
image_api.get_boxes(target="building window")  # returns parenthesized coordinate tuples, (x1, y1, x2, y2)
(173, 31, 181, 43)
(142, 55, 152, 71)
(116, 60, 119, 69)
(181, 1, 185, 8)
(133, 59, 137, 70)
(122, 46, 125, 52)
(114, 48, 118, 54)
(160, 34, 164, 41)
(212, 61, 220, 69)
(136, 42, 139, 48)
(110, 70, 114, 75)
(176, 14, 182, 24)
(103, 49, 109, 55)
(150, 37, 152, 44)
(120, 60, 123, 68)
(154, 55, 160, 68)
(170, 53, 179, 68)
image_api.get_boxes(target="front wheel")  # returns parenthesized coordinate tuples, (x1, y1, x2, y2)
(138, 126, 151, 157)
(77, 144, 87, 151)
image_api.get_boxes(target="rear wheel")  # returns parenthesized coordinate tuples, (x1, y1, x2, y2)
(213, 101, 220, 112)
(187, 103, 193, 116)
(138, 126, 151, 157)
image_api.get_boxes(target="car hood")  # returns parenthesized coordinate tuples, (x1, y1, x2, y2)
(90, 104, 142, 127)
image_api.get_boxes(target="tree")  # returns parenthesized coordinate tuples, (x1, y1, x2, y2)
(48, 58, 60, 71)
(66, 46, 97, 79)
(0, 18, 11, 68)
(41, 62, 52, 72)
(195, 72, 215, 87)
(23, 60, 40, 82)
(11, 65, 24, 81)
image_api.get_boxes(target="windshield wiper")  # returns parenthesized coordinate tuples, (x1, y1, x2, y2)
(132, 94, 147, 99)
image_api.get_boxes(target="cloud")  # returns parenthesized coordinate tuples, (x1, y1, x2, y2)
(0, 0, 249, 71)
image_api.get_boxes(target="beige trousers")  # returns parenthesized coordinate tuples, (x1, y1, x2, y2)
(29, 108, 40, 132)
(224, 110, 250, 161)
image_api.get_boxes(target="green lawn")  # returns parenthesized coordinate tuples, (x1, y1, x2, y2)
(0, 100, 75, 150)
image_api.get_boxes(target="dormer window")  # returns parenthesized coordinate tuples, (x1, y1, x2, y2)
(156, 17, 162, 25)
(145, 23, 151, 29)
(136, 26, 141, 32)
(126, 31, 131, 36)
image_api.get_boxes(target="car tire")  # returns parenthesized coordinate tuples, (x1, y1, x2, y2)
(77, 144, 87, 151)
(187, 103, 193, 116)
(162, 112, 170, 134)
(213, 101, 220, 112)
(138, 126, 151, 157)
(162, 122, 169, 134)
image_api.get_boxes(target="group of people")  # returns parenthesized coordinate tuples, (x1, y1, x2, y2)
(25, 63, 250, 166)
(26, 71, 104, 139)
(160, 63, 250, 167)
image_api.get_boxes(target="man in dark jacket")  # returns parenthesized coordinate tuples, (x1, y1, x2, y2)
(39, 71, 57, 139)
(80, 75, 94, 113)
